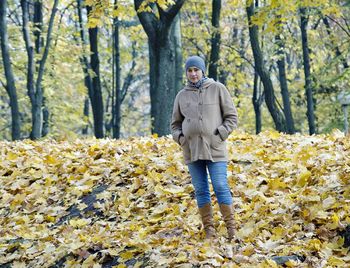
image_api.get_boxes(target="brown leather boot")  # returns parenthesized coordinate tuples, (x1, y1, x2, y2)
(198, 203, 216, 239)
(219, 204, 235, 241)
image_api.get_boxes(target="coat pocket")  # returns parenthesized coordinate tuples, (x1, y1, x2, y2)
(211, 134, 223, 149)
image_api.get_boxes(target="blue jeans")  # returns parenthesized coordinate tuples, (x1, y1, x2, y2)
(188, 160, 232, 208)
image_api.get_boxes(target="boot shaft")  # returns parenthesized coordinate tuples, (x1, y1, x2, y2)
(198, 203, 215, 239)
(219, 203, 235, 240)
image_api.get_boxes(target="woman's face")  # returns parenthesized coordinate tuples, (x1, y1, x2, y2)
(186, 67, 203, 83)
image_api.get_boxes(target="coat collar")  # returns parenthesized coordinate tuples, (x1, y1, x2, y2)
(184, 78, 216, 91)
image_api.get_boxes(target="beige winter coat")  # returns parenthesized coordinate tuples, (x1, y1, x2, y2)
(171, 79, 238, 164)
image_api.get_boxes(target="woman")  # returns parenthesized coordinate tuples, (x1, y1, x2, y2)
(171, 55, 238, 240)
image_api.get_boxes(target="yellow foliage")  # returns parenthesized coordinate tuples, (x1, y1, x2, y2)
(1, 131, 350, 266)
(297, 169, 312, 187)
(69, 218, 92, 228)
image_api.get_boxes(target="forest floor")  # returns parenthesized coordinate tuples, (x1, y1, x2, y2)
(0, 130, 350, 267)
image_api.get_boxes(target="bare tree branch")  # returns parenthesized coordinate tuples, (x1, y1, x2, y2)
(36, 0, 59, 90)
(221, 43, 255, 68)
(326, 15, 350, 38)
(121, 42, 137, 102)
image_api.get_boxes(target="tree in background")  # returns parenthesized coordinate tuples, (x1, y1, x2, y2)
(21, 0, 59, 139)
(208, 0, 221, 81)
(76, 0, 93, 136)
(246, 0, 287, 132)
(86, 3, 104, 138)
(33, 0, 49, 137)
(111, 1, 139, 139)
(134, 0, 184, 136)
(299, 6, 316, 135)
(0, 0, 21, 140)
(275, 15, 295, 134)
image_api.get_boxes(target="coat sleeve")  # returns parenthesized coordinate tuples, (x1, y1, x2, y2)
(170, 92, 184, 144)
(217, 85, 238, 140)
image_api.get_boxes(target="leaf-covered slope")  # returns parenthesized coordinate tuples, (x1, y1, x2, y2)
(0, 130, 350, 267)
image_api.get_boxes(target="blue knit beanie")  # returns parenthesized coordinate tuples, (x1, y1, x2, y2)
(185, 56, 206, 74)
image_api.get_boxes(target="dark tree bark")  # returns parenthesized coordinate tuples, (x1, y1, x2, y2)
(0, 0, 21, 140)
(21, 0, 36, 137)
(41, 97, 49, 137)
(33, 0, 49, 137)
(208, 0, 221, 81)
(34, 0, 43, 54)
(86, 5, 104, 138)
(171, 13, 183, 98)
(112, 0, 121, 139)
(76, 0, 93, 135)
(252, 71, 263, 134)
(276, 33, 295, 134)
(82, 98, 90, 135)
(134, 0, 185, 136)
(246, 1, 287, 132)
(112, 1, 142, 139)
(300, 7, 316, 135)
(21, 0, 59, 139)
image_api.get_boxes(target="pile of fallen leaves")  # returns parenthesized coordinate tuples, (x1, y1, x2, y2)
(1, 130, 350, 267)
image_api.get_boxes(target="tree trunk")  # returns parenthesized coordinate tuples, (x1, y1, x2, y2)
(113, 0, 121, 139)
(21, 0, 37, 138)
(33, 0, 49, 137)
(208, 0, 221, 81)
(300, 7, 316, 135)
(82, 97, 90, 135)
(34, 0, 43, 54)
(276, 33, 295, 134)
(252, 71, 263, 134)
(246, 1, 286, 132)
(86, 5, 104, 138)
(113, 1, 141, 139)
(171, 14, 183, 96)
(21, 0, 58, 139)
(76, 0, 93, 135)
(42, 97, 49, 137)
(134, 0, 185, 136)
(0, 0, 21, 140)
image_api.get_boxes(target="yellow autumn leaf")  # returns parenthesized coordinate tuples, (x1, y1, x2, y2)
(132, 261, 143, 268)
(327, 256, 345, 266)
(267, 130, 281, 139)
(271, 226, 285, 240)
(297, 169, 311, 187)
(236, 220, 255, 240)
(241, 245, 255, 256)
(307, 239, 323, 251)
(6, 151, 18, 160)
(44, 155, 59, 165)
(115, 264, 127, 268)
(69, 218, 91, 228)
(119, 250, 134, 261)
(285, 260, 298, 267)
(268, 177, 288, 190)
(45, 215, 56, 223)
(327, 213, 340, 230)
(163, 184, 185, 194)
